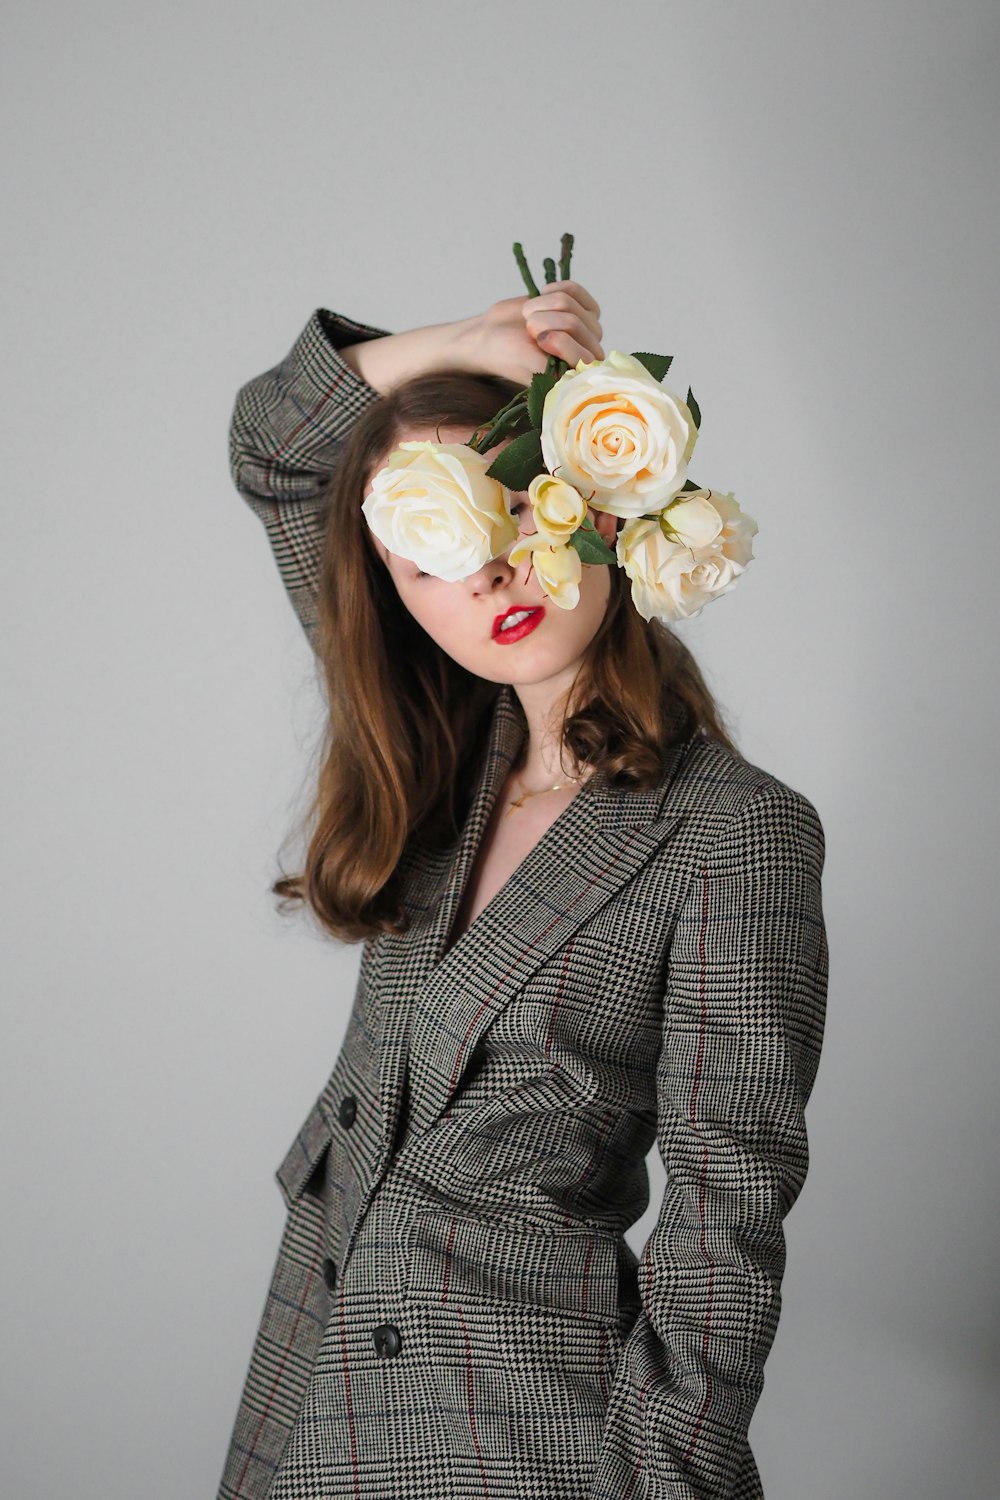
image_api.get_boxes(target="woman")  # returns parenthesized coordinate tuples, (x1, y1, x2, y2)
(216, 279, 829, 1500)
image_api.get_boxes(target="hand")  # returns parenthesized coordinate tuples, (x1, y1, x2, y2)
(457, 280, 605, 387)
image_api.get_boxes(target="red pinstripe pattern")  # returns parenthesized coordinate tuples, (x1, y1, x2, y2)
(683, 861, 716, 1462)
(231, 1262, 319, 1499)
(457, 1304, 492, 1499)
(259, 368, 349, 496)
(272, 504, 301, 569)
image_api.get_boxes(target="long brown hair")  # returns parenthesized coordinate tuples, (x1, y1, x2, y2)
(272, 368, 738, 943)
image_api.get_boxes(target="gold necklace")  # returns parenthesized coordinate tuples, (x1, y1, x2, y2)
(505, 772, 587, 816)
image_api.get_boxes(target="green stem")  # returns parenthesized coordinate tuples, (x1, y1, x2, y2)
(468, 398, 530, 453)
(513, 242, 540, 297)
(476, 403, 531, 454)
(468, 388, 528, 438)
(558, 233, 574, 281)
(543, 256, 557, 283)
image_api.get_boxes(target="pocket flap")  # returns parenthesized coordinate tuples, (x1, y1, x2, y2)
(275, 1096, 333, 1207)
(405, 1208, 621, 1323)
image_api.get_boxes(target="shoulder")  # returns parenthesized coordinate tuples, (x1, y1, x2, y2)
(666, 728, 826, 867)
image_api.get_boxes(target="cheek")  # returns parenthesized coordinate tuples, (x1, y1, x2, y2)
(395, 583, 461, 643)
(420, 602, 457, 643)
(579, 559, 613, 618)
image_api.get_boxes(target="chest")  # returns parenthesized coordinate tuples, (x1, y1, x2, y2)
(447, 775, 583, 946)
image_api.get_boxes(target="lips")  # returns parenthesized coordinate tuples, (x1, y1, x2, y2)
(492, 604, 545, 644)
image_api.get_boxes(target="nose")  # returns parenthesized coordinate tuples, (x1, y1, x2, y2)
(466, 551, 516, 595)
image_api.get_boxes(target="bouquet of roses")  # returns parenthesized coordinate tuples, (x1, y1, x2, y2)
(362, 233, 757, 621)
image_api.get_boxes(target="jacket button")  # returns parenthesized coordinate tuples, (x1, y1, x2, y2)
(321, 1257, 338, 1292)
(372, 1323, 402, 1359)
(338, 1095, 357, 1128)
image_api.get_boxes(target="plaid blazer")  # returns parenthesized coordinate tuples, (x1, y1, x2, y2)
(215, 310, 830, 1500)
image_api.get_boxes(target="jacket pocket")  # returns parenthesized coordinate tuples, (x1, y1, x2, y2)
(402, 1207, 625, 1469)
(404, 1205, 622, 1322)
(274, 1096, 334, 1208)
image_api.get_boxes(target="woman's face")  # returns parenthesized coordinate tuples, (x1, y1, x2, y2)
(363, 424, 619, 690)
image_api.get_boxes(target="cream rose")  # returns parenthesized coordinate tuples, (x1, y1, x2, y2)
(361, 440, 518, 581)
(541, 350, 697, 519)
(508, 534, 583, 610)
(526, 473, 589, 544)
(615, 489, 758, 621)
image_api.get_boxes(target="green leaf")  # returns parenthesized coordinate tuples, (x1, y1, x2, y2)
(527, 370, 557, 429)
(679, 478, 702, 492)
(686, 386, 701, 428)
(630, 351, 673, 381)
(569, 524, 618, 565)
(484, 429, 545, 489)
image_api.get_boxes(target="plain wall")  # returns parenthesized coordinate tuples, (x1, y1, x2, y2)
(2, 2, 998, 1496)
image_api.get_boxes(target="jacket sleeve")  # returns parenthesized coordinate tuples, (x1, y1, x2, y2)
(228, 308, 391, 653)
(591, 782, 829, 1500)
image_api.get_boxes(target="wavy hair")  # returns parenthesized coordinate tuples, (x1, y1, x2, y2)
(272, 368, 737, 943)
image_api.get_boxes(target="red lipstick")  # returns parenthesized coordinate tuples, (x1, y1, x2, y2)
(492, 604, 545, 644)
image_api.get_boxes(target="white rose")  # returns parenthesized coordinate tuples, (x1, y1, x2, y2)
(615, 490, 758, 621)
(508, 534, 583, 609)
(362, 440, 518, 582)
(541, 350, 697, 519)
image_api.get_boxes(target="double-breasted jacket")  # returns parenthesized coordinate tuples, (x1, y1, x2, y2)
(214, 308, 830, 1500)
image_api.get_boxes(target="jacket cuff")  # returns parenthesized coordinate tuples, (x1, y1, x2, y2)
(264, 307, 393, 424)
(317, 306, 393, 348)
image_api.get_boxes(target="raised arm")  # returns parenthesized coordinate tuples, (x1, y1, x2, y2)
(228, 309, 393, 651)
(228, 285, 606, 651)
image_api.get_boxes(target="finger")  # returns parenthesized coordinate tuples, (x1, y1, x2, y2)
(523, 287, 602, 333)
(525, 311, 605, 362)
(545, 279, 601, 316)
(523, 294, 602, 346)
(534, 328, 605, 366)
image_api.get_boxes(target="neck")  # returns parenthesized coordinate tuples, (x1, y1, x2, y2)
(510, 671, 586, 786)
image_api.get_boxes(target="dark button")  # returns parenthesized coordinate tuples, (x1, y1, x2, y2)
(372, 1323, 402, 1359)
(338, 1095, 357, 1128)
(321, 1257, 338, 1292)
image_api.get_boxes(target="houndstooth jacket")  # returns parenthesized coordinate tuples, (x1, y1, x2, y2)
(215, 309, 830, 1500)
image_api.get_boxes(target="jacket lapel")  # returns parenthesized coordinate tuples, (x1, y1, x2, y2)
(373, 684, 693, 1160)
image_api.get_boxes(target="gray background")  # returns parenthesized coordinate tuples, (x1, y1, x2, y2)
(3, 2, 997, 1496)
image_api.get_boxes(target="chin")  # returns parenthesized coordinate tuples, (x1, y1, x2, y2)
(480, 649, 586, 688)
